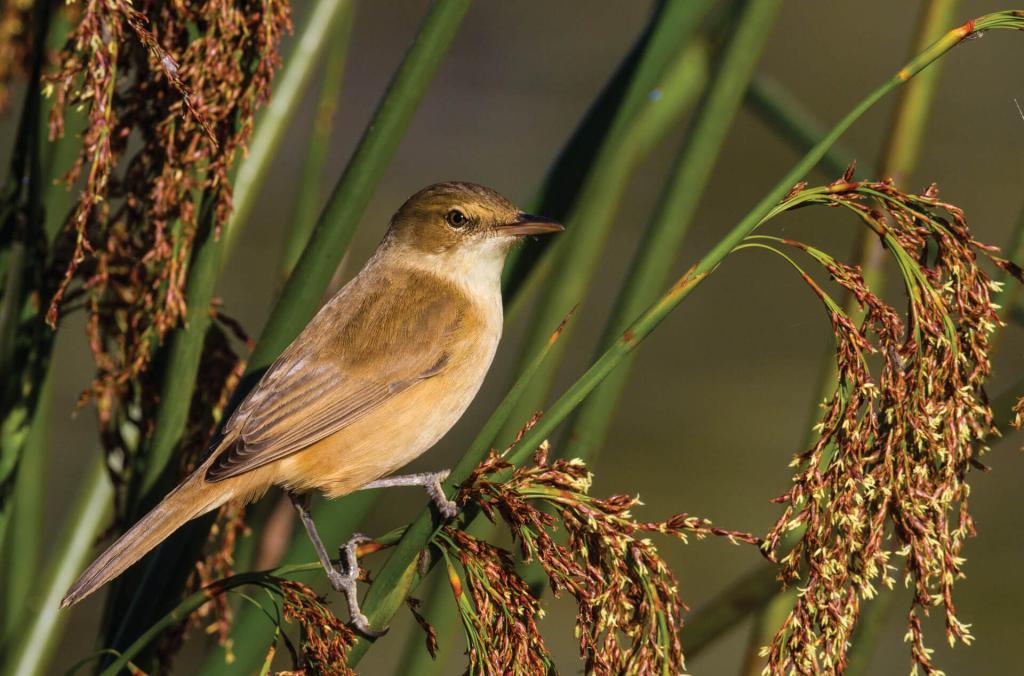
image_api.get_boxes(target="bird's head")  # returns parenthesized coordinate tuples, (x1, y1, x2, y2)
(385, 182, 563, 260)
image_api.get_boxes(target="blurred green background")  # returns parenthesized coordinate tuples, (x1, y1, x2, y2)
(33, 0, 1024, 672)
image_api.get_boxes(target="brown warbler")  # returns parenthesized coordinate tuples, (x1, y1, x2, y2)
(61, 182, 563, 634)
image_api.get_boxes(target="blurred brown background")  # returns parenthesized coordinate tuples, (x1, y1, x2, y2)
(38, 0, 1024, 673)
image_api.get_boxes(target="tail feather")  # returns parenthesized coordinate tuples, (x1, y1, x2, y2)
(60, 475, 228, 608)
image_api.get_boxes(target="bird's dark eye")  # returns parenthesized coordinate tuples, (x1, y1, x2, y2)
(446, 209, 468, 228)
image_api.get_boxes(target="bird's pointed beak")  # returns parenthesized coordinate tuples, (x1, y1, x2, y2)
(496, 213, 565, 236)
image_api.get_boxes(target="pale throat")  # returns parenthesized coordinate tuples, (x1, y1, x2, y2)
(396, 235, 508, 337)
(400, 236, 509, 299)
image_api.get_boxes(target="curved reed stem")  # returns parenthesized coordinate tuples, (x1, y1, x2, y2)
(345, 12, 1023, 666)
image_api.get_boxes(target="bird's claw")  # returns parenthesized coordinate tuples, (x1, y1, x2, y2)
(328, 532, 389, 638)
(352, 611, 388, 638)
(436, 495, 459, 519)
(426, 471, 460, 519)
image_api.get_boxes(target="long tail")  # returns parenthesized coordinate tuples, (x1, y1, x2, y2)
(60, 472, 231, 608)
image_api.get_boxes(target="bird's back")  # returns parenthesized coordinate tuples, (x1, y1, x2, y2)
(208, 254, 502, 498)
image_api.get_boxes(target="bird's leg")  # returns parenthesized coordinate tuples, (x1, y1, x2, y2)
(287, 492, 385, 637)
(360, 469, 459, 519)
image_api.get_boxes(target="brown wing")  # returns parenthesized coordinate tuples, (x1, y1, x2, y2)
(205, 269, 465, 482)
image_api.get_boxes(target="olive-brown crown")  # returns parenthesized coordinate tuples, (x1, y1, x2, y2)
(385, 181, 524, 253)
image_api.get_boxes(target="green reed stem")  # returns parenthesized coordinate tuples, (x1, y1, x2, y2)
(345, 12, 1019, 665)
(281, 6, 355, 280)
(562, 0, 783, 463)
(501, 0, 713, 301)
(223, 0, 356, 263)
(0, 10, 87, 657)
(0, 0, 49, 496)
(496, 0, 712, 451)
(135, 196, 222, 499)
(1, 368, 50, 642)
(0, 457, 113, 676)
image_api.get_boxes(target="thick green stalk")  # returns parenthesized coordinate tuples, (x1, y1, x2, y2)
(1, 369, 50, 642)
(223, 0, 356, 261)
(563, 0, 783, 461)
(0, 457, 113, 676)
(1, 9, 82, 643)
(496, 0, 713, 449)
(246, 0, 474, 379)
(0, 8, 46, 382)
(345, 13, 1015, 665)
(135, 198, 222, 501)
(0, 0, 52, 585)
(503, 1, 706, 322)
(280, 6, 355, 279)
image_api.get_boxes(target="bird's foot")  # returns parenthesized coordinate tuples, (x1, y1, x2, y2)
(329, 532, 387, 638)
(361, 469, 460, 520)
(424, 469, 459, 519)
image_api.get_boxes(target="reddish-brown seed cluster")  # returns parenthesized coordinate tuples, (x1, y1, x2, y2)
(1012, 397, 1024, 430)
(756, 177, 1020, 675)
(278, 579, 357, 674)
(456, 448, 763, 675)
(405, 597, 440, 660)
(437, 527, 553, 674)
(43, 0, 289, 465)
